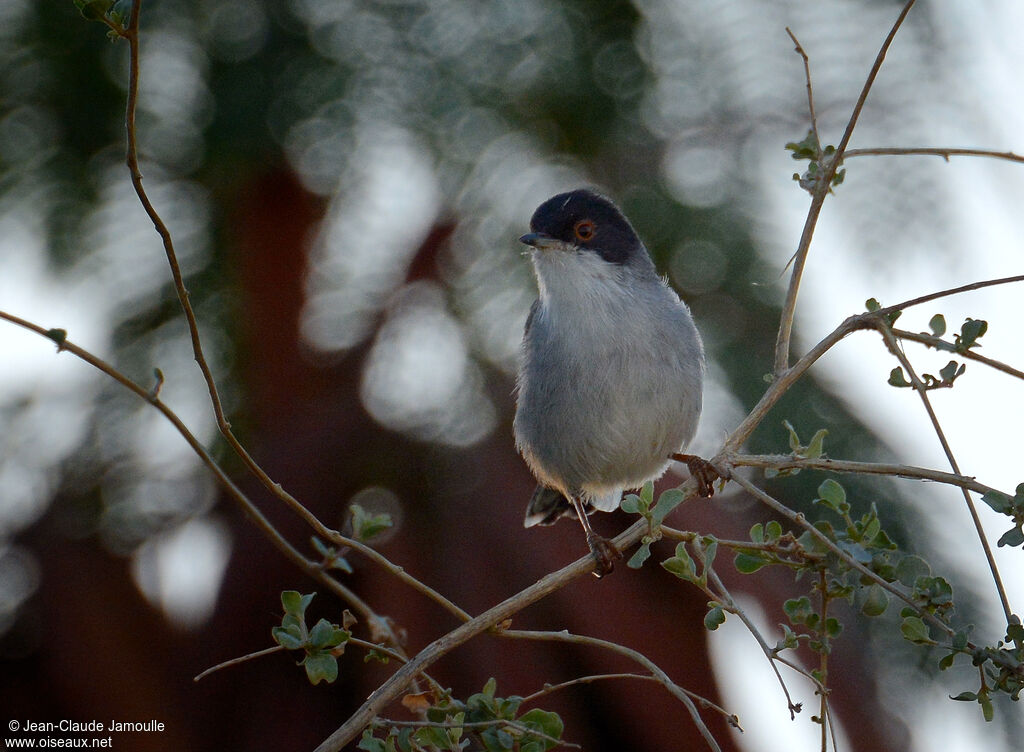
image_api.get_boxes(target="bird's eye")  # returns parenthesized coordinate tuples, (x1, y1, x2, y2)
(573, 219, 596, 242)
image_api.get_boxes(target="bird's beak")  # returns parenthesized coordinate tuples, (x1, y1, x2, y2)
(519, 232, 560, 250)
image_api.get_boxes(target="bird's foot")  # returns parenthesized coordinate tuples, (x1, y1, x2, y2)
(671, 453, 721, 498)
(586, 532, 622, 578)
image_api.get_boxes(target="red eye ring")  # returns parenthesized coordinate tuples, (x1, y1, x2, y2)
(574, 219, 596, 242)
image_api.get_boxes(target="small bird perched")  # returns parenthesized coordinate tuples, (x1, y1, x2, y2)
(514, 189, 714, 576)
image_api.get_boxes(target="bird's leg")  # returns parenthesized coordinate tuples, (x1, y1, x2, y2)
(568, 494, 621, 578)
(670, 453, 720, 498)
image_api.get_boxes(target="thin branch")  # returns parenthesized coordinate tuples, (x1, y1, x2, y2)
(702, 566, 804, 720)
(193, 645, 284, 682)
(786, 27, 819, 145)
(845, 147, 1024, 164)
(874, 322, 1014, 624)
(504, 629, 732, 749)
(892, 328, 1024, 381)
(719, 313, 875, 456)
(519, 672, 662, 705)
(729, 454, 1002, 498)
(877, 274, 1024, 319)
(774, 0, 918, 374)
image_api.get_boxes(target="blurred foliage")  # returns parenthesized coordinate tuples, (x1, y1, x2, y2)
(1, 0, 1020, 748)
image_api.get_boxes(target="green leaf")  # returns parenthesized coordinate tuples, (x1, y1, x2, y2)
(627, 540, 652, 569)
(357, 730, 388, 752)
(805, 428, 828, 459)
(651, 488, 685, 526)
(949, 691, 978, 702)
(620, 494, 641, 514)
(782, 419, 801, 453)
(929, 314, 946, 336)
(303, 652, 339, 684)
(749, 522, 765, 544)
(956, 318, 988, 351)
(814, 479, 848, 515)
(280, 590, 314, 618)
(997, 525, 1024, 548)
(900, 616, 932, 644)
(895, 555, 931, 587)
(980, 692, 994, 722)
(765, 520, 783, 542)
(517, 708, 564, 750)
(639, 481, 655, 509)
(704, 605, 727, 631)
(861, 584, 889, 617)
(733, 552, 768, 574)
(887, 367, 911, 388)
(981, 490, 1013, 515)
(662, 543, 697, 581)
(865, 298, 881, 312)
(350, 503, 393, 542)
(938, 653, 957, 670)
(784, 596, 814, 625)
(271, 625, 305, 650)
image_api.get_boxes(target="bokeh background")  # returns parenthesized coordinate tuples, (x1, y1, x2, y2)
(1, 1, 1022, 750)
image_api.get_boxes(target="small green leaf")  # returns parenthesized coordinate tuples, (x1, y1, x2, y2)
(764, 520, 783, 542)
(815, 479, 848, 514)
(981, 490, 1013, 515)
(949, 691, 978, 702)
(749, 523, 765, 544)
(804, 428, 828, 459)
(956, 318, 988, 351)
(704, 605, 727, 631)
(781, 419, 801, 453)
(865, 298, 881, 312)
(639, 481, 655, 509)
(900, 616, 932, 644)
(651, 488, 686, 526)
(980, 692, 994, 722)
(281, 590, 314, 618)
(938, 653, 956, 670)
(272, 626, 305, 650)
(895, 555, 931, 587)
(517, 708, 563, 750)
(303, 652, 339, 684)
(662, 543, 697, 581)
(929, 314, 947, 337)
(887, 367, 911, 388)
(627, 540, 652, 569)
(620, 494, 641, 514)
(350, 504, 393, 542)
(997, 525, 1024, 548)
(357, 730, 388, 752)
(734, 552, 768, 574)
(861, 583, 889, 617)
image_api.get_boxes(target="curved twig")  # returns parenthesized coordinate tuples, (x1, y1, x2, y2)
(774, 0, 918, 374)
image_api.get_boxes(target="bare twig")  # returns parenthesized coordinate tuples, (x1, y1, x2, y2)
(520, 672, 661, 704)
(874, 322, 1014, 624)
(774, 0, 918, 374)
(193, 645, 284, 682)
(876, 274, 1024, 318)
(729, 454, 1002, 498)
(845, 147, 1024, 164)
(786, 27, 819, 145)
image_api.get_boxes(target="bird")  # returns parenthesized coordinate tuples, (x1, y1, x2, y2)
(513, 188, 714, 577)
